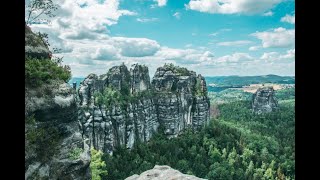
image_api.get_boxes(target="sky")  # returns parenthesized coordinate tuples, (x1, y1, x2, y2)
(26, 0, 295, 77)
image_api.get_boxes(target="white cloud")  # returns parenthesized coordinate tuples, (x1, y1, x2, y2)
(260, 49, 295, 61)
(173, 12, 181, 19)
(136, 18, 158, 22)
(91, 46, 120, 60)
(216, 53, 253, 63)
(155, 47, 215, 64)
(209, 33, 218, 36)
(251, 27, 295, 48)
(217, 40, 252, 46)
(249, 46, 261, 51)
(29, 0, 136, 41)
(260, 52, 279, 61)
(281, 14, 295, 24)
(154, 0, 167, 7)
(280, 49, 295, 59)
(263, 11, 273, 16)
(112, 37, 161, 57)
(185, 0, 282, 15)
(196, 51, 294, 76)
(209, 28, 232, 36)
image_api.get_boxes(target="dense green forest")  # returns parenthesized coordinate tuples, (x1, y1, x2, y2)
(208, 89, 252, 104)
(100, 97, 294, 180)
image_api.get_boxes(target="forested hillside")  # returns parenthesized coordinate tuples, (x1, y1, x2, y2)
(101, 98, 295, 180)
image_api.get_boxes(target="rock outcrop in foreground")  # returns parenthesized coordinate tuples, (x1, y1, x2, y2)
(25, 25, 91, 179)
(252, 86, 278, 114)
(78, 63, 210, 154)
(25, 82, 91, 180)
(125, 165, 206, 180)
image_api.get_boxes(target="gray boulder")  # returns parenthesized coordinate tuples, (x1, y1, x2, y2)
(125, 165, 206, 180)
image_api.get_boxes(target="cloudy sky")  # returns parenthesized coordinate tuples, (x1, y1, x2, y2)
(26, 0, 295, 77)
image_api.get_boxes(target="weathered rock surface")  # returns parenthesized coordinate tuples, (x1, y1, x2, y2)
(125, 165, 206, 180)
(25, 26, 91, 179)
(25, 82, 91, 180)
(252, 86, 278, 114)
(78, 64, 210, 153)
(152, 66, 210, 137)
(78, 64, 158, 154)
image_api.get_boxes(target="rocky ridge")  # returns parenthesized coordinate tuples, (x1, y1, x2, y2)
(78, 63, 210, 153)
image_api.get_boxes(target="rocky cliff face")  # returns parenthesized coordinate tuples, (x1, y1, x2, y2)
(152, 65, 210, 137)
(78, 64, 158, 154)
(125, 165, 206, 180)
(25, 82, 91, 180)
(78, 64, 210, 153)
(25, 26, 91, 179)
(252, 86, 278, 114)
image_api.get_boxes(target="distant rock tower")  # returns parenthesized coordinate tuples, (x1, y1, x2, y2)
(252, 87, 278, 114)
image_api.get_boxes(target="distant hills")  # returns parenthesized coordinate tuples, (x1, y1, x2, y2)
(205, 74, 295, 87)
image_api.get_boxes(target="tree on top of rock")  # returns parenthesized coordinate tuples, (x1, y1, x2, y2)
(25, 0, 58, 25)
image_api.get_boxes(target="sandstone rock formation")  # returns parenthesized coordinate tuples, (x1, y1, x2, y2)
(25, 26, 91, 179)
(152, 65, 210, 137)
(78, 63, 210, 154)
(252, 86, 278, 114)
(78, 64, 158, 154)
(25, 81, 91, 180)
(125, 165, 206, 180)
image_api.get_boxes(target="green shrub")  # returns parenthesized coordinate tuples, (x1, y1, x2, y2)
(25, 57, 71, 87)
(164, 63, 191, 76)
(195, 78, 204, 96)
(90, 148, 108, 180)
(69, 147, 83, 160)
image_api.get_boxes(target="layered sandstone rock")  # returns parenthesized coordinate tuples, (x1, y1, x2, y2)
(78, 63, 210, 153)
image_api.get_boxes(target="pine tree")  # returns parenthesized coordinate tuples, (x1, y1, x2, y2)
(245, 161, 255, 179)
(276, 167, 286, 180)
(90, 148, 108, 180)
